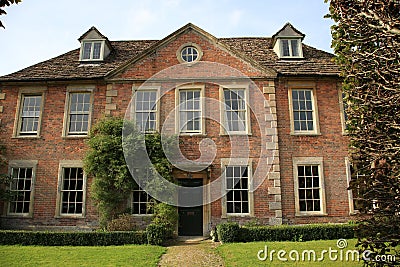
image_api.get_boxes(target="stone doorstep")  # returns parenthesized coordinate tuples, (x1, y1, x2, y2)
(177, 236, 209, 243)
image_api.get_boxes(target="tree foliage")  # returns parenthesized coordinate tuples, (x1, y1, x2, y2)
(83, 117, 176, 228)
(326, 1, 400, 266)
(0, 124, 11, 202)
(0, 0, 21, 29)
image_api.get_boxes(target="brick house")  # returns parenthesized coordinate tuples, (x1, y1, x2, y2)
(0, 23, 354, 235)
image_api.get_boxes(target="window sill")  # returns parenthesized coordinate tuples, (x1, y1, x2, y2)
(295, 212, 328, 217)
(55, 215, 86, 219)
(62, 135, 89, 139)
(279, 57, 304, 60)
(220, 132, 252, 137)
(131, 214, 153, 217)
(290, 132, 321, 136)
(179, 133, 207, 137)
(12, 135, 41, 139)
(4, 214, 33, 218)
(226, 213, 254, 218)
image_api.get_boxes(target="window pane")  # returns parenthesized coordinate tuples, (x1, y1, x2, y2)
(135, 91, 157, 132)
(242, 202, 249, 213)
(132, 188, 153, 215)
(8, 167, 33, 214)
(281, 40, 290, 57)
(224, 89, 246, 132)
(292, 89, 315, 132)
(179, 90, 201, 133)
(297, 164, 321, 212)
(68, 93, 91, 134)
(226, 166, 250, 214)
(291, 40, 299, 56)
(227, 202, 233, 213)
(300, 200, 306, 211)
(181, 46, 199, 62)
(299, 177, 306, 188)
(82, 43, 92, 59)
(60, 167, 84, 215)
(20, 95, 42, 134)
(92, 42, 102, 59)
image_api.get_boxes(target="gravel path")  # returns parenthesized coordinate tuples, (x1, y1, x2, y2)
(158, 240, 225, 267)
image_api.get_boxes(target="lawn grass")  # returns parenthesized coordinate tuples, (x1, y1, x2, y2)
(217, 239, 364, 267)
(0, 245, 166, 267)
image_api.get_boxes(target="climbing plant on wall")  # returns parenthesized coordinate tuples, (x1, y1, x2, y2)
(84, 117, 176, 227)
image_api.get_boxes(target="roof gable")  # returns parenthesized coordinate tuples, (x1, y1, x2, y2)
(78, 26, 108, 41)
(106, 23, 276, 79)
(272, 22, 305, 41)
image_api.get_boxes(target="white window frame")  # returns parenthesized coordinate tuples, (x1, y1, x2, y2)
(13, 88, 46, 138)
(55, 160, 86, 218)
(6, 160, 37, 217)
(221, 158, 254, 218)
(345, 158, 363, 215)
(176, 43, 203, 64)
(131, 188, 154, 216)
(79, 40, 105, 61)
(62, 86, 94, 137)
(175, 84, 205, 135)
(293, 157, 327, 216)
(220, 84, 251, 135)
(338, 89, 348, 135)
(133, 87, 160, 133)
(280, 39, 303, 58)
(288, 85, 320, 135)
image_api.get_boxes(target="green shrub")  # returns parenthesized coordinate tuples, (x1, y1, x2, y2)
(217, 222, 239, 243)
(107, 214, 136, 231)
(146, 224, 167, 246)
(217, 223, 355, 243)
(0, 230, 147, 246)
(152, 203, 178, 239)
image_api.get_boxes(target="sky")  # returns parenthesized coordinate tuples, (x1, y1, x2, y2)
(0, 0, 334, 76)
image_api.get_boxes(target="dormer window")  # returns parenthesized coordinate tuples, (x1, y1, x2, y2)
(78, 26, 112, 62)
(81, 41, 104, 61)
(273, 23, 305, 59)
(280, 39, 301, 58)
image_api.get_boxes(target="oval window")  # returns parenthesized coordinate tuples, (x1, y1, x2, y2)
(181, 46, 199, 63)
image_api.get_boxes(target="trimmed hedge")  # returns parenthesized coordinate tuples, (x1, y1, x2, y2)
(216, 222, 239, 243)
(146, 224, 168, 246)
(217, 223, 355, 243)
(0, 230, 147, 246)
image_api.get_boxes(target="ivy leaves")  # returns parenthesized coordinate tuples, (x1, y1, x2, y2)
(84, 117, 176, 227)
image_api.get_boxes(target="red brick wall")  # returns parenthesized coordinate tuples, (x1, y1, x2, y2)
(276, 78, 351, 224)
(109, 80, 273, 225)
(0, 84, 106, 229)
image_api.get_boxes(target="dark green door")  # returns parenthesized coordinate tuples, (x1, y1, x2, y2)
(178, 179, 203, 236)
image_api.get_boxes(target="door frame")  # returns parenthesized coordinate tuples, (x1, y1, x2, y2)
(175, 172, 210, 237)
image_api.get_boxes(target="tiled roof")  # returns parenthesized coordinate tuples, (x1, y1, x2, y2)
(0, 37, 339, 82)
(0, 40, 157, 82)
(221, 37, 339, 76)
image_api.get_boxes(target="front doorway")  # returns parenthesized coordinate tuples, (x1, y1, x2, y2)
(178, 179, 203, 236)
